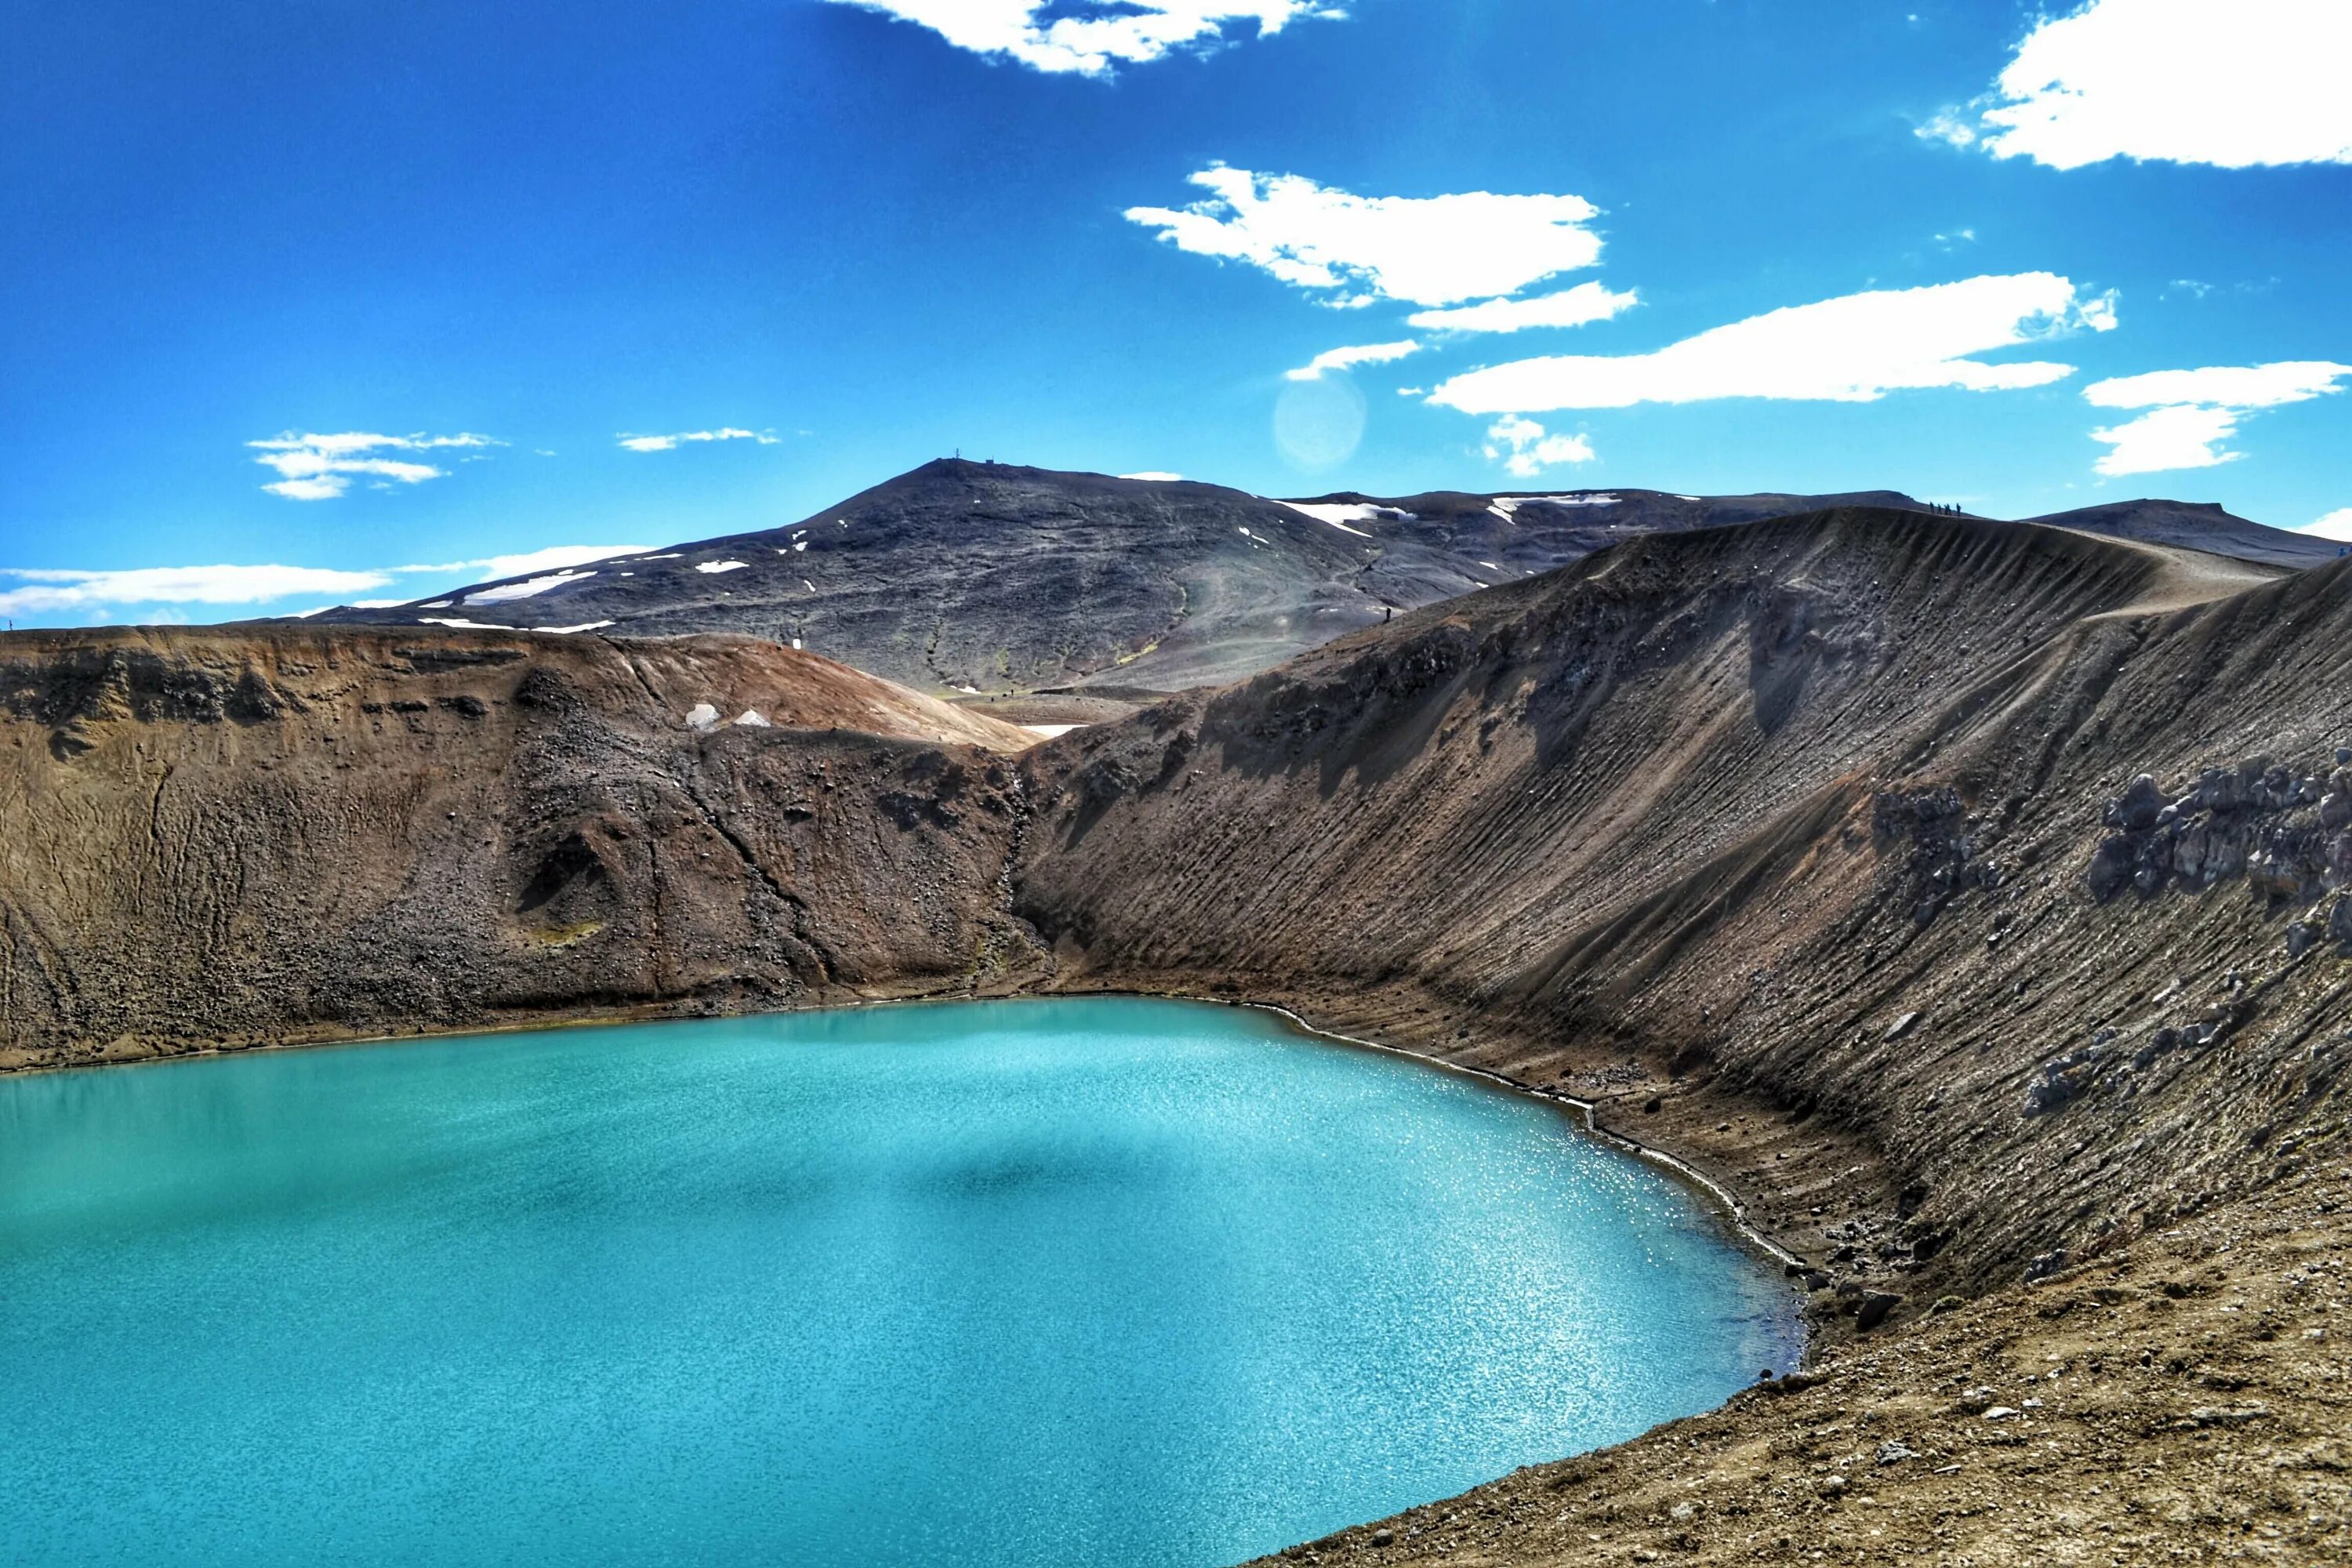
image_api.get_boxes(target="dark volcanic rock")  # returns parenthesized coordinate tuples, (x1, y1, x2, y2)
(306, 463, 2325, 699)
(2026, 499, 2347, 569)
(305, 464, 1969, 696)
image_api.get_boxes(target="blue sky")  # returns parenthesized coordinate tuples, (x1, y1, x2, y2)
(3, 0, 2349, 625)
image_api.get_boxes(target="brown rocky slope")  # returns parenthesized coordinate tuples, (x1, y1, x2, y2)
(0, 626, 1046, 1066)
(5, 509, 2349, 1561)
(1011, 508, 2352, 1563)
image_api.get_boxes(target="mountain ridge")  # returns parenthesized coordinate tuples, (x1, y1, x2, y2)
(305, 459, 2336, 696)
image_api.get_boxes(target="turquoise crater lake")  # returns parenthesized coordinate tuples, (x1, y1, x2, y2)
(0, 997, 1798, 1566)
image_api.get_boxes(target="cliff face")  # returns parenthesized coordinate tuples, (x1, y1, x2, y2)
(0, 627, 1044, 1067)
(1000, 510, 2352, 1562)
(1015, 509, 2347, 1298)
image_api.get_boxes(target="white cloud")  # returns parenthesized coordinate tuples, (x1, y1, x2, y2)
(2303, 508, 2352, 542)
(616, 427, 779, 452)
(1429, 274, 2115, 414)
(1407, 281, 1639, 335)
(1120, 471, 1185, 481)
(0, 541, 657, 622)
(1483, 416, 1595, 478)
(1917, 108, 1978, 150)
(1951, 0, 2352, 170)
(2087, 404, 2245, 476)
(822, 1, 1340, 76)
(1285, 340, 1421, 381)
(2082, 361, 2352, 410)
(0, 564, 394, 616)
(1126, 167, 1606, 307)
(260, 476, 354, 502)
(248, 430, 502, 500)
(2082, 360, 2352, 475)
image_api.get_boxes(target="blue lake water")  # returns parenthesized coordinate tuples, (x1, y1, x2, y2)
(0, 997, 1798, 1566)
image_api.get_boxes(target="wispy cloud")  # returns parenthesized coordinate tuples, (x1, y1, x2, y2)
(1483, 416, 1595, 478)
(0, 564, 394, 616)
(2303, 509, 2352, 543)
(823, 1, 1341, 77)
(249, 431, 503, 500)
(1924, 0, 2352, 170)
(2082, 359, 2352, 475)
(0, 542, 655, 622)
(1127, 167, 1605, 308)
(1429, 274, 2117, 415)
(1408, 282, 1638, 335)
(1285, 340, 1421, 382)
(615, 428, 779, 452)
(2085, 405, 2247, 477)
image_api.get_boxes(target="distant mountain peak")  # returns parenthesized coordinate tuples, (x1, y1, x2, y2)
(308, 459, 2321, 692)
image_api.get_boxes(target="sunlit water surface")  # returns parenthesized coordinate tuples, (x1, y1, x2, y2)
(0, 997, 1798, 1566)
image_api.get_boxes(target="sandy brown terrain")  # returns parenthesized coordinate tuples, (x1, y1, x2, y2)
(0, 625, 1048, 1067)
(5, 507, 2350, 1563)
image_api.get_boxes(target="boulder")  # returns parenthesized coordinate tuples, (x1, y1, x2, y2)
(2204, 822, 2250, 882)
(2088, 837, 2135, 900)
(2174, 822, 2209, 882)
(2025, 1055, 2095, 1116)
(2114, 774, 2164, 831)
(2249, 849, 2310, 902)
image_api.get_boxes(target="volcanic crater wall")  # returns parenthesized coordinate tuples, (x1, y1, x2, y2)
(0, 627, 1043, 1065)
(1012, 510, 2352, 1312)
